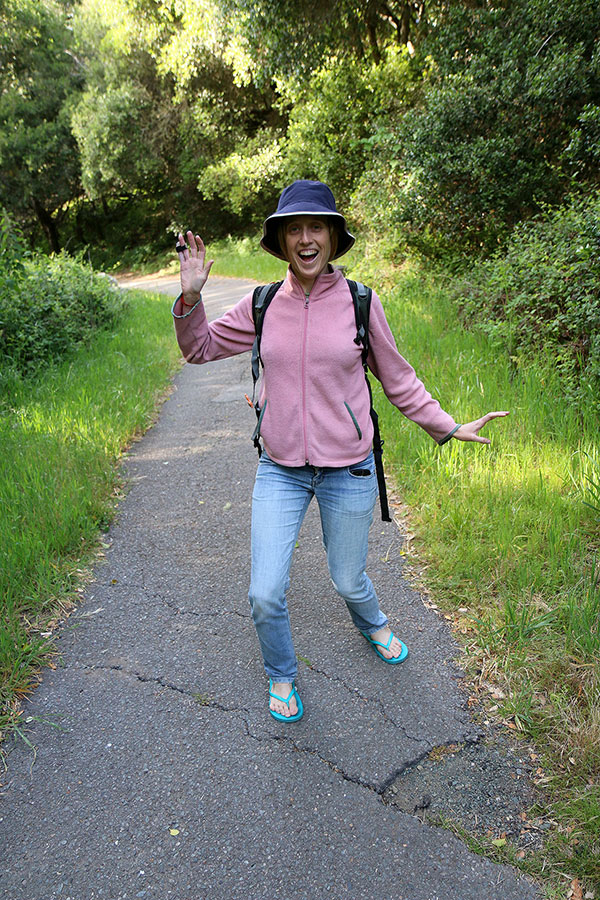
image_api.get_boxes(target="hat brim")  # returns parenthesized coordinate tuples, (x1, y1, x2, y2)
(260, 211, 355, 260)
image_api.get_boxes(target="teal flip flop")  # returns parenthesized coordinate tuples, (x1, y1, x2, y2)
(269, 679, 304, 722)
(362, 630, 408, 664)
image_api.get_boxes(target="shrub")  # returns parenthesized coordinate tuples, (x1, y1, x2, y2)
(0, 216, 126, 378)
(453, 190, 600, 412)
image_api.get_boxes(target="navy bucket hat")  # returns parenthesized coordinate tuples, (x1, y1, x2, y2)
(261, 180, 355, 261)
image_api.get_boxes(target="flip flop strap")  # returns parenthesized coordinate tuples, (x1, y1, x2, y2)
(269, 681, 296, 705)
(367, 632, 394, 651)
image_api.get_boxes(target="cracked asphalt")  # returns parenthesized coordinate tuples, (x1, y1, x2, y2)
(0, 276, 541, 900)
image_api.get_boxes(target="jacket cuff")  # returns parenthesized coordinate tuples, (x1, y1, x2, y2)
(172, 293, 202, 318)
(438, 424, 461, 445)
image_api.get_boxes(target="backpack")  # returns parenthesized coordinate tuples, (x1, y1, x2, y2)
(249, 279, 391, 522)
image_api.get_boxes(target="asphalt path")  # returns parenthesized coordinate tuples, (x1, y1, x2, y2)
(0, 275, 541, 900)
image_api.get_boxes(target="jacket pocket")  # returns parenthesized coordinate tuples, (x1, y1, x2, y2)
(344, 401, 362, 440)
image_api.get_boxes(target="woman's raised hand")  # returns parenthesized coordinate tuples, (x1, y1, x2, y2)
(177, 231, 214, 307)
(452, 411, 510, 444)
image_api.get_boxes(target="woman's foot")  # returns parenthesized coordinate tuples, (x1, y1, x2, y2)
(365, 626, 408, 662)
(269, 681, 299, 718)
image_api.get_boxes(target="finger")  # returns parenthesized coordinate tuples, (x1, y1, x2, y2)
(195, 234, 207, 268)
(483, 411, 510, 421)
(176, 233, 189, 263)
(472, 411, 510, 431)
(186, 230, 200, 257)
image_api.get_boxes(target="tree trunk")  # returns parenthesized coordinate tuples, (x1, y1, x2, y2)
(32, 197, 60, 253)
(75, 204, 86, 245)
(367, 20, 382, 63)
(400, 2, 411, 45)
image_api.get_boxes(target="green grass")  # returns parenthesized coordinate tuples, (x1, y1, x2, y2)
(0, 289, 180, 738)
(339, 260, 599, 896)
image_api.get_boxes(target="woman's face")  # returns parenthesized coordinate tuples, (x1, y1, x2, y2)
(282, 216, 332, 291)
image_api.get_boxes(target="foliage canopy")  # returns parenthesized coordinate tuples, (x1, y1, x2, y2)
(0, 0, 598, 268)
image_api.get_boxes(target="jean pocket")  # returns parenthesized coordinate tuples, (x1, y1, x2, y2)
(348, 454, 374, 478)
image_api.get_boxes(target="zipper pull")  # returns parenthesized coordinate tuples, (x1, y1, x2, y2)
(304, 290, 310, 308)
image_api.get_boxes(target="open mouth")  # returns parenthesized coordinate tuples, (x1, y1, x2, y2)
(298, 250, 319, 262)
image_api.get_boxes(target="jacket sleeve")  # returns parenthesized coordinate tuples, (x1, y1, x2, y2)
(366, 290, 459, 444)
(172, 290, 256, 363)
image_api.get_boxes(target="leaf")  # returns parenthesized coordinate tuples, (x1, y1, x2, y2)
(169, 828, 180, 836)
(570, 879, 584, 900)
(491, 838, 506, 848)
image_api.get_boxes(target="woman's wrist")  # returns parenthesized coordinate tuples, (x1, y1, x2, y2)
(182, 292, 201, 308)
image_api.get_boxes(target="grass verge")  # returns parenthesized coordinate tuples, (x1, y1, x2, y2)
(0, 289, 181, 740)
(349, 259, 599, 897)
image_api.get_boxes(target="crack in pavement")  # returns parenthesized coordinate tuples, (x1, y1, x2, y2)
(241, 717, 455, 804)
(305, 661, 431, 747)
(158, 596, 252, 620)
(242, 719, 386, 795)
(76, 663, 250, 715)
(79, 663, 438, 800)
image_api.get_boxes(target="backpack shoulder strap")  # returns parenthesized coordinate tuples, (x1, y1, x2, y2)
(251, 281, 283, 386)
(252, 281, 283, 330)
(346, 279, 372, 365)
(346, 279, 391, 523)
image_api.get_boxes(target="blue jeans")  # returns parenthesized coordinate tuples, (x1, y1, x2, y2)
(248, 451, 388, 682)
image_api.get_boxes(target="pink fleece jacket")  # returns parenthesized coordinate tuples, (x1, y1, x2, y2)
(172, 267, 459, 467)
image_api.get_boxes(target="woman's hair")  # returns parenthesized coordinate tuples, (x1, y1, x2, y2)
(277, 219, 339, 262)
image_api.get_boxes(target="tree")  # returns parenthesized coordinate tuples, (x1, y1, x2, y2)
(0, 0, 83, 252)
(70, 0, 286, 244)
(220, 0, 430, 83)
(354, 0, 600, 255)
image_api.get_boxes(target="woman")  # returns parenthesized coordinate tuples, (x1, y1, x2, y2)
(172, 180, 507, 723)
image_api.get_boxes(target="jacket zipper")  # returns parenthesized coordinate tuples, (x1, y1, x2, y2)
(302, 289, 310, 463)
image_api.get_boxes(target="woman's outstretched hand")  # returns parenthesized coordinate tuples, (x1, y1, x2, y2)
(453, 411, 510, 444)
(177, 231, 214, 307)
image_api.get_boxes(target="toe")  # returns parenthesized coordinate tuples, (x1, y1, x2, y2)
(270, 683, 297, 717)
(270, 697, 297, 717)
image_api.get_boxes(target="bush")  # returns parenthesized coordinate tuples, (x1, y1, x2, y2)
(453, 190, 600, 412)
(0, 216, 126, 378)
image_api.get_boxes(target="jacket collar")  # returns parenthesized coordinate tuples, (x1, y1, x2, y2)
(284, 265, 344, 300)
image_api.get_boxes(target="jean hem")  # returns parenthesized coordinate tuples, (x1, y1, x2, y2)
(265, 670, 298, 684)
(358, 619, 389, 637)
